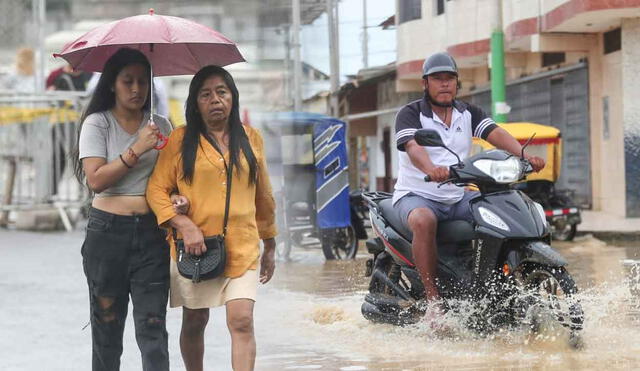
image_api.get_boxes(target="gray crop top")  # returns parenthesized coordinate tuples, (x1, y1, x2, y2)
(78, 110, 173, 197)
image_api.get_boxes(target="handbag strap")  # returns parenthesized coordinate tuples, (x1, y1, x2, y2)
(172, 134, 233, 242)
(220, 149, 233, 237)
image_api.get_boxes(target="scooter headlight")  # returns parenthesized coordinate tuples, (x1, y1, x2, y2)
(473, 157, 522, 183)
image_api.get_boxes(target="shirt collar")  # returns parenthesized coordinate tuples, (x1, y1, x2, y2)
(199, 134, 228, 171)
(419, 95, 467, 118)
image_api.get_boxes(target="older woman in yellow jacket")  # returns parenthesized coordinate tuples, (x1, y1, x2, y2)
(146, 65, 276, 371)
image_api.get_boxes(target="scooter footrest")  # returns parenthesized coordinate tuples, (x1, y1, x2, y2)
(361, 301, 420, 326)
(364, 293, 415, 312)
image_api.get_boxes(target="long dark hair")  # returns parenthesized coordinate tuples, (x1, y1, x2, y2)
(72, 48, 151, 183)
(182, 65, 257, 185)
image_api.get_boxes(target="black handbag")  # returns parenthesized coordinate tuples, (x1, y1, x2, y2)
(173, 141, 232, 283)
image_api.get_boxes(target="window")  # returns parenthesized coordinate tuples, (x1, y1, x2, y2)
(435, 0, 445, 15)
(542, 52, 566, 67)
(604, 28, 621, 54)
(398, 0, 421, 24)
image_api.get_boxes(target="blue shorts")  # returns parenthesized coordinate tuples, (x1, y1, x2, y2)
(395, 191, 479, 230)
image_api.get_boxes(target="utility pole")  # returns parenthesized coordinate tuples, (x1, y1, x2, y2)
(292, 0, 302, 111)
(362, 0, 368, 68)
(33, 0, 46, 93)
(327, 0, 340, 116)
(283, 25, 291, 107)
(490, 0, 508, 123)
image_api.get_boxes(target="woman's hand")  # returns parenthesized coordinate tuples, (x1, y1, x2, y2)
(260, 238, 276, 284)
(180, 222, 206, 256)
(170, 194, 190, 215)
(132, 121, 160, 155)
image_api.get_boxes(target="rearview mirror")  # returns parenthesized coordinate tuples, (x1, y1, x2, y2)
(414, 128, 463, 167)
(414, 129, 444, 147)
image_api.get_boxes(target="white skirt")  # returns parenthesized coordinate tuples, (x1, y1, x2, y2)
(169, 259, 258, 309)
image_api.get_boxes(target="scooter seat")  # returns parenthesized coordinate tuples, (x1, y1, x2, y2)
(378, 198, 475, 243)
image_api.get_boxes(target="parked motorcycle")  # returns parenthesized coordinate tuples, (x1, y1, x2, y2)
(262, 112, 367, 260)
(360, 129, 584, 346)
(281, 189, 368, 260)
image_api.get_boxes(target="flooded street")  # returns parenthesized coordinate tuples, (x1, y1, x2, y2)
(2, 231, 640, 370)
(256, 235, 640, 370)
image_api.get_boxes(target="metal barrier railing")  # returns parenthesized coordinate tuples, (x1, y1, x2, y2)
(0, 92, 90, 230)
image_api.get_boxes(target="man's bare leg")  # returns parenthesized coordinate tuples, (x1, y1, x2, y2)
(407, 207, 439, 300)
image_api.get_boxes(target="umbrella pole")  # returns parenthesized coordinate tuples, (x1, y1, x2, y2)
(150, 64, 154, 119)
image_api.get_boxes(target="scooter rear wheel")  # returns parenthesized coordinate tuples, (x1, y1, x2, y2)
(321, 226, 358, 260)
(553, 223, 577, 241)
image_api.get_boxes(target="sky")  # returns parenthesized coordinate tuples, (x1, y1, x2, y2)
(301, 0, 396, 81)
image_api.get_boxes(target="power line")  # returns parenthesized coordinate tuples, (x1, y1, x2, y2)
(302, 17, 390, 28)
(332, 50, 395, 57)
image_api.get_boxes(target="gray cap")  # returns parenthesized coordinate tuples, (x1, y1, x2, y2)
(422, 52, 458, 78)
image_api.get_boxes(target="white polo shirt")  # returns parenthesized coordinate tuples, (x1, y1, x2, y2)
(392, 98, 497, 205)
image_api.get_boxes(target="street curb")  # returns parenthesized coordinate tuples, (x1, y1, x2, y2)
(577, 231, 640, 243)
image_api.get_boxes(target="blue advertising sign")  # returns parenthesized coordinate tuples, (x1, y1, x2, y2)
(313, 118, 350, 229)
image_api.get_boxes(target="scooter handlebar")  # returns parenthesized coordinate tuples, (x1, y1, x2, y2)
(521, 158, 534, 175)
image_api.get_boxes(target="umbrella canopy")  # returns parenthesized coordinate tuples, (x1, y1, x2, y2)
(54, 9, 245, 149)
(53, 9, 245, 76)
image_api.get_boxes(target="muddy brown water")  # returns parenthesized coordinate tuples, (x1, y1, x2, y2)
(254, 235, 640, 370)
(2, 230, 637, 370)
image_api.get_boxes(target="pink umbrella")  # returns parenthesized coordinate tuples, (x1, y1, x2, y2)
(54, 9, 245, 148)
(54, 9, 245, 76)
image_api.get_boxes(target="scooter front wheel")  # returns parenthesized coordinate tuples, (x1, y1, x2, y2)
(514, 263, 584, 347)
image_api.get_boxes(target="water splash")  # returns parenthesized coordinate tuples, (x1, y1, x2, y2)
(259, 236, 640, 368)
(307, 305, 347, 325)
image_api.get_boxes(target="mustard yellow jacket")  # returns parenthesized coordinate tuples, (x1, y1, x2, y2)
(146, 125, 277, 278)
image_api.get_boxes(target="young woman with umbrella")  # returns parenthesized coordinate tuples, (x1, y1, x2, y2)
(57, 10, 249, 370)
(74, 47, 188, 371)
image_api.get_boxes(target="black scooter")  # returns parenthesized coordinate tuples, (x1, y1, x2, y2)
(360, 129, 584, 345)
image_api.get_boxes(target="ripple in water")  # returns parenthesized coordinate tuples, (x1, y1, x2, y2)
(272, 280, 636, 365)
(259, 237, 640, 369)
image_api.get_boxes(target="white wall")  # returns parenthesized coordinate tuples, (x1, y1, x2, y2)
(504, 0, 542, 27)
(396, 0, 449, 67)
(541, 0, 571, 14)
(598, 51, 625, 215)
(446, 0, 496, 46)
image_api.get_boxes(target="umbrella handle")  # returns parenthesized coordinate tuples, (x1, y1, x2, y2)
(155, 132, 169, 150)
(148, 119, 168, 150)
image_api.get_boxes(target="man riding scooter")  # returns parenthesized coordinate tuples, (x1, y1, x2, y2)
(392, 52, 546, 322)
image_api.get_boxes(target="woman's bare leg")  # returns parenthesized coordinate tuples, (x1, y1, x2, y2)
(225, 299, 256, 371)
(180, 307, 209, 371)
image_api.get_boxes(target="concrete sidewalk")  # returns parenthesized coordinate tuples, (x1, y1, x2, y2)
(0, 229, 374, 370)
(579, 210, 640, 237)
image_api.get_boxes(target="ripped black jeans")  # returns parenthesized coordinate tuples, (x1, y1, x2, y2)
(81, 207, 170, 371)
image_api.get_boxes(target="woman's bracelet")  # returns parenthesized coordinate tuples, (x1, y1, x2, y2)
(119, 154, 133, 169)
(128, 147, 139, 161)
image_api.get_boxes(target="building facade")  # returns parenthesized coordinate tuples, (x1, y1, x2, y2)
(2, 0, 327, 114)
(392, 0, 640, 217)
